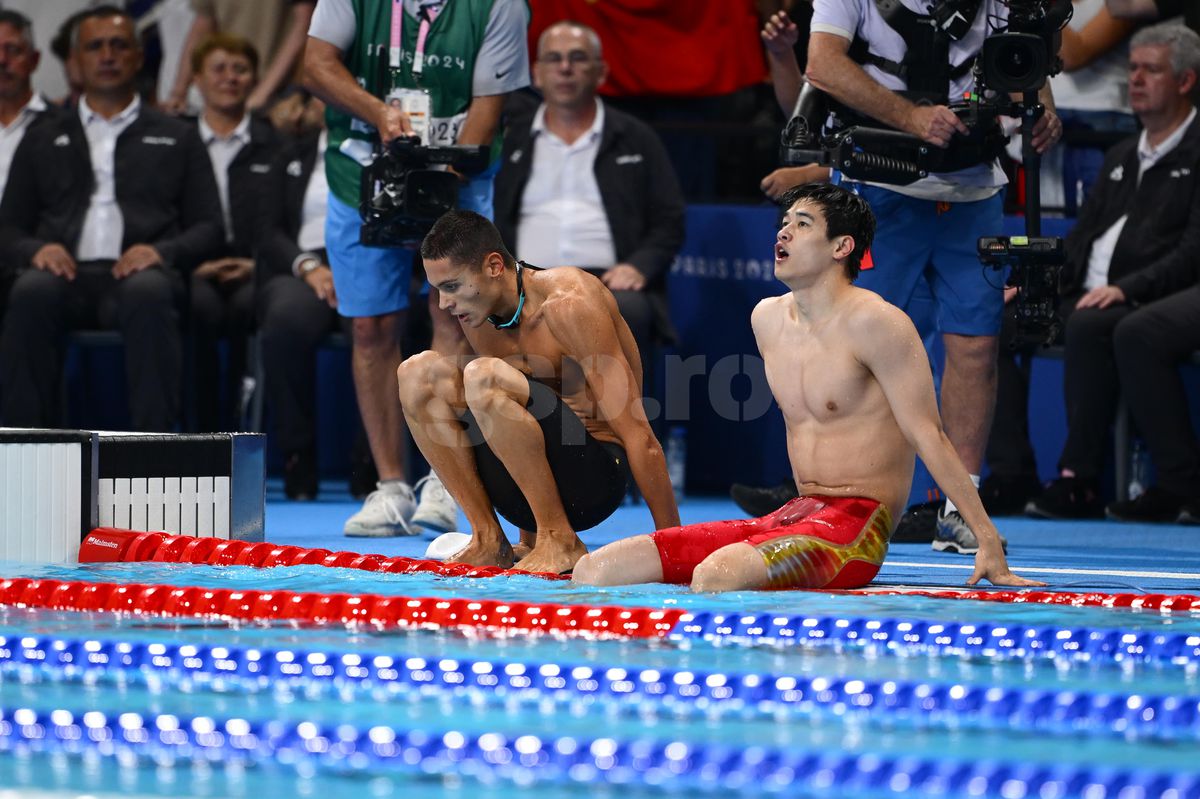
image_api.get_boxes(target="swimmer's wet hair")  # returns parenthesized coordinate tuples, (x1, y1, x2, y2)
(421, 209, 517, 270)
(777, 183, 876, 281)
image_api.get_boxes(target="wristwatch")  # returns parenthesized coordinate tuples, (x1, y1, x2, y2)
(297, 257, 322, 277)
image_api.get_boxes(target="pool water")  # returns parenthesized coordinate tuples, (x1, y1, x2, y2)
(0, 560, 1197, 798)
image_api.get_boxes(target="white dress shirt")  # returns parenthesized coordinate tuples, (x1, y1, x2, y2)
(199, 114, 252, 244)
(515, 100, 617, 269)
(297, 130, 329, 253)
(0, 93, 47, 199)
(1083, 107, 1197, 291)
(77, 94, 141, 262)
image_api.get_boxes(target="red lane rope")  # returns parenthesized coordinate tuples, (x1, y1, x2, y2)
(76, 531, 1200, 613)
(0, 576, 684, 637)
(79, 529, 568, 581)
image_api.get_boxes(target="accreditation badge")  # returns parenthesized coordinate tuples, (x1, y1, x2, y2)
(385, 87, 433, 145)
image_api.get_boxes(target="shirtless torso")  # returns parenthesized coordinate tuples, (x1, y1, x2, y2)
(457, 265, 643, 447)
(753, 288, 923, 525)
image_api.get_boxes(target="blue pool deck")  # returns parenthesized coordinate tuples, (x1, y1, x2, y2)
(264, 481, 1200, 596)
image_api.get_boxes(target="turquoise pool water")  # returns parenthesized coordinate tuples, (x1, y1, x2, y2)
(0, 560, 1197, 798)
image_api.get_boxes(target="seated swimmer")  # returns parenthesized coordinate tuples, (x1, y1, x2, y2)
(573, 183, 1046, 592)
(398, 210, 680, 575)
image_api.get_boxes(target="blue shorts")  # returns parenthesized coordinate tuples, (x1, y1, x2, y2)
(325, 164, 499, 319)
(855, 185, 1004, 336)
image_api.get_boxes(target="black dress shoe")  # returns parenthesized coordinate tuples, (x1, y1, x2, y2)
(891, 500, 941, 543)
(284, 450, 318, 501)
(730, 479, 799, 517)
(979, 473, 1042, 516)
(1105, 486, 1188, 523)
(1025, 476, 1103, 520)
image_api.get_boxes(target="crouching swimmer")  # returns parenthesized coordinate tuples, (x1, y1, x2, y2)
(573, 183, 1045, 592)
(398, 210, 679, 575)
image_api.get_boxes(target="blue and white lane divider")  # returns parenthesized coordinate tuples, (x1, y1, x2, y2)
(1, 705, 1199, 798)
(2, 635, 1198, 743)
(669, 612, 1200, 665)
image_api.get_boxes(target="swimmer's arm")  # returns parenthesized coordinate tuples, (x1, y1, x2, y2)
(855, 305, 1046, 588)
(547, 297, 681, 530)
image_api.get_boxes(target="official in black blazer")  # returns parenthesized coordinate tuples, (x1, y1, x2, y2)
(0, 8, 222, 432)
(257, 101, 342, 499)
(187, 33, 280, 432)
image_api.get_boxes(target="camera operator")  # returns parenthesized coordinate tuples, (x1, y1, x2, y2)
(804, 0, 1062, 554)
(302, 0, 529, 538)
(1020, 21, 1200, 523)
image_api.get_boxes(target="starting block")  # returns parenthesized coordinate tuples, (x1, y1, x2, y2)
(0, 428, 264, 563)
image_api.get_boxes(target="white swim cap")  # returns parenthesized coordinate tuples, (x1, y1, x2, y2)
(424, 532, 471, 561)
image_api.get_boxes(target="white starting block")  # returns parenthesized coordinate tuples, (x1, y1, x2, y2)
(0, 428, 264, 563)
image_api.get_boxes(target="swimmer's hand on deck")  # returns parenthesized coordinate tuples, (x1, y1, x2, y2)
(966, 547, 1047, 588)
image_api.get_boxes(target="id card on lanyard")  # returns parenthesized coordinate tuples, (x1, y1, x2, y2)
(385, 0, 442, 144)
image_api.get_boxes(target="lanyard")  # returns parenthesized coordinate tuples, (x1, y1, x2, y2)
(390, 0, 443, 77)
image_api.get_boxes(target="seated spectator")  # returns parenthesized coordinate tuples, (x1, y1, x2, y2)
(187, 33, 278, 432)
(255, 95, 337, 499)
(164, 0, 314, 115)
(0, 10, 52, 201)
(1015, 22, 1200, 520)
(493, 20, 685, 380)
(0, 6, 221, 432)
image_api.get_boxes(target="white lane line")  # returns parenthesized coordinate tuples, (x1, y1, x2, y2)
(884, 560, 1200, 581)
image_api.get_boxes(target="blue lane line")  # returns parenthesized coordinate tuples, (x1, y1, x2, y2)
(668, 612, 1200, 666)
(2, 705, 1198, 797)
(2, 635, 1197, 743)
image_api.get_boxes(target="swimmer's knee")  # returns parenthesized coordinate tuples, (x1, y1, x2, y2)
(463, 357, 518, 410)
(690, 545, 768, 593)
(398, 350, 458, 408)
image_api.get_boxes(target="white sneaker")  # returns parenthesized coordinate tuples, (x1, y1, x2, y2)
(343, 481, 417, 537)
(411, 472, 459, 538)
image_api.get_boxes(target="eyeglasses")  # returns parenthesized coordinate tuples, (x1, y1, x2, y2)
(536, 51, 596, 66)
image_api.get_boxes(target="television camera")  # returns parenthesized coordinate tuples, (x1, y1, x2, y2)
(782, 0, 1073, 345)
(359, 137, 490, 249)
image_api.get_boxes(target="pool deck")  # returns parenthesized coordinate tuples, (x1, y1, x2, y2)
(265, 483, 1200, 595)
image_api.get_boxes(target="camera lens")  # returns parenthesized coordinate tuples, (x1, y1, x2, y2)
(997, 41, 1035, 83)
(982, 32, 1048, 92)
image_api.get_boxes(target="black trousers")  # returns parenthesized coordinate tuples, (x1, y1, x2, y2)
(256, 274, 340, 456)
(190, 272, 255, 431)
(989, 287, 1200, 491)
(1113, 286, 1200, 499)
(0, 262, 184, 431)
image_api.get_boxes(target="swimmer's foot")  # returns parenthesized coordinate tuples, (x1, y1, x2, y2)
(513, 538, 588, 576)
(512, 543, 532, 561)
(446, 537, 515, 569)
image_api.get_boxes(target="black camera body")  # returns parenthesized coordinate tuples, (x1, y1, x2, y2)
(981, 0, 1073, 92)
(978, 236, 1065, 345)
(359, 137, 490, 249)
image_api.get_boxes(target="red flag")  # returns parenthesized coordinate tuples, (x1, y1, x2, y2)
(529, 0, 767, 97)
